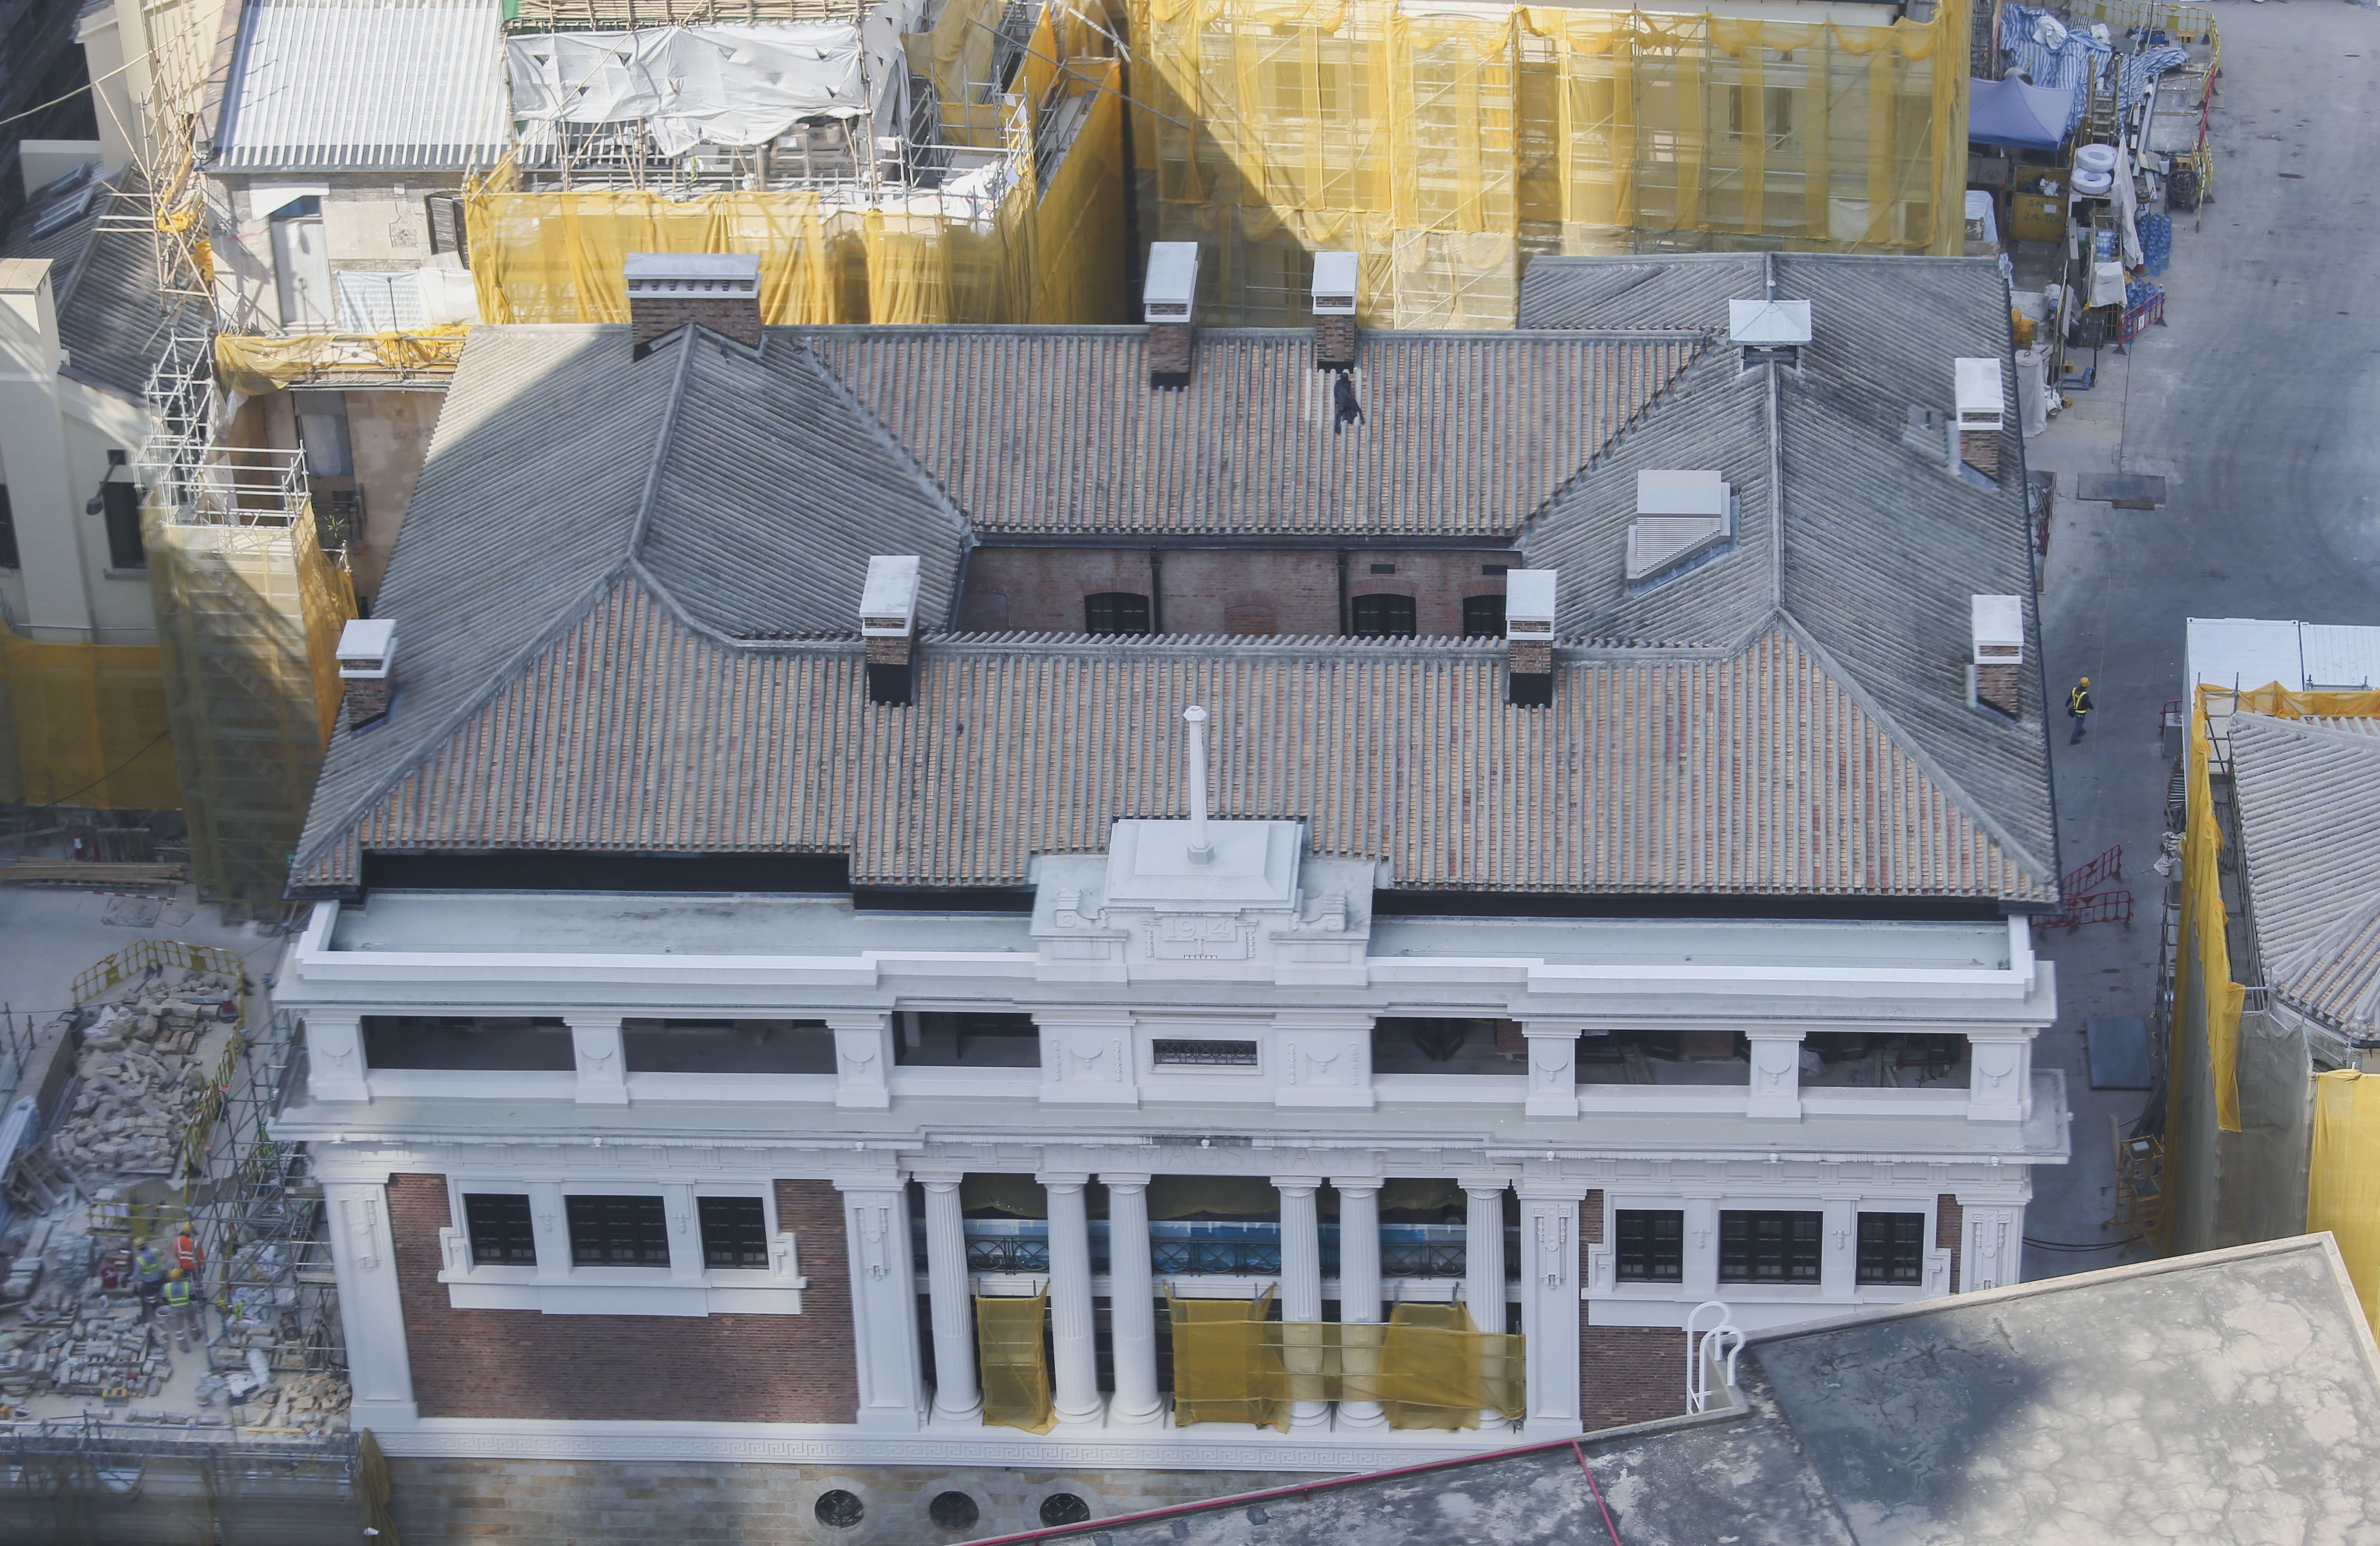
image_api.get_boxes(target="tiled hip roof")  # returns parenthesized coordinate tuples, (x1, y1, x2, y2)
(298, 581, 2054, 903)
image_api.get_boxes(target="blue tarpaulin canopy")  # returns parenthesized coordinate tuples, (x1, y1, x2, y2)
(1969, 75, 2072, 151)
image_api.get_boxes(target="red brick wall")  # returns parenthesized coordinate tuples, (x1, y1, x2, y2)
(957, 546, 1518, 637)
(386, 1175, 857, 1423)
(1937, 1193, 1962, 1294)
(1577, 1189, 1687, 1429)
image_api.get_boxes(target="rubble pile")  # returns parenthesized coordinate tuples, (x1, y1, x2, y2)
(0, 1295, 169, 1400)
(46, 976, 233, 1179)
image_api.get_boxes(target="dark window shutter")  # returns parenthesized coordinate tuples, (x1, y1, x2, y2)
(1462, 594, 1505, 637)
(1349, 593, 1416, 636)
(101, 477, 144, 570)
(1084, 591, 1152, 635)
(0, 486, 17, 569)
(425, 193, 469, 268)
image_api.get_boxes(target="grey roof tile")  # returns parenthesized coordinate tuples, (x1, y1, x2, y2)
(2230, 711, 2380, 1036)
(1, 168, 172, 402)
(211, 0, 510, 172)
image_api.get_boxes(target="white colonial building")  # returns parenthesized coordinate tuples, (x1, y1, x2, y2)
(269, 250, 2066, 1522)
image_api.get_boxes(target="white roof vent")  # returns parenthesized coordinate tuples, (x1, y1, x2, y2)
(1636, 469, 1729, 518)
(1728, 298, 1813, 346)
(1972, 595, 2024, 664)
(335, 618, 395, 679)
(1504, 570, 1557, 637)
(1310, 251, 1359, 316)
(1143, 242, 1199, 322)
(860, 555, 921, 636)
(1955, 357, 2005, 430)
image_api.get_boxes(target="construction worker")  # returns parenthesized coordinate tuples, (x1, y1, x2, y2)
(132, 1241, 170, 1310)
(2068, 676, 2094, 744)
(160, 1269, 195, 1350)
(172, 1224, 204, 1276)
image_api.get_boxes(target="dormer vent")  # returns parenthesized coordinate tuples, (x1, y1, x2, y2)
(1728, 297, 1811, 367)
(337, 618, 397, 729)
(1970, 594, 2024, 718)
(1144, 242, 1199, 387)
(1955, 356, 2005, 480)
(624, 252, 762, 349)
(1504, 568, 1557, 707)
(1311, 250, 1359, 370)
(861, 554, 921, 706)
(1625, 469, 1733, 586)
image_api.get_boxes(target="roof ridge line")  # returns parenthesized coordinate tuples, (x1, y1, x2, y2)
(289, 565, 637, 876)
(1518, 334, 1712, 538)
(625, 326, 699, 557)
(1774, 608, 2058, 893)
(2235, 711, 2380, 756)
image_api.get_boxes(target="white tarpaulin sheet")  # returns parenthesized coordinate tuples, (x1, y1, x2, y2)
(507, 24, 868, 155)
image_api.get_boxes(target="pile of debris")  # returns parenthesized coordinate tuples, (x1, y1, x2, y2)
(205, 1365, 350, 1436)
(0, 1289, 170, 1402)
(45, 976, 235, 1180)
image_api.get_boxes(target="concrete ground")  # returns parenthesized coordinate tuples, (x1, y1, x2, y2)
(0, 881, 287, 1059)
(2020, 0, 2380, 1279)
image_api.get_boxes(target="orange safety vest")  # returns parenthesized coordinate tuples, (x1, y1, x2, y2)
(173, 1234, 202, 1272)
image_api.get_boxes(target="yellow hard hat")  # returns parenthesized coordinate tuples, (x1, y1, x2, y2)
(2079, 676, 2090, 686)
(168, 1267, 184, 1280)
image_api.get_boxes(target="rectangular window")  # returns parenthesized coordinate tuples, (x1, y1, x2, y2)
(1462, 594, 1506, 637)
(1614, 1209, 1684, 1282)
(698, 1196, 771, 1269)
(1150, 1039, 1259, 1066)
(1719, 1209, 1823, 1284)
(462, 1192, 538, 1266)
(0, 485, 16, 568)
(1349, 593, 1416, 636)
(1856, 1212, 1927, 1286)
(1084, 591, 1152, 635)
(101, 476, 144, 570)
(566, 1194, 671, 1267)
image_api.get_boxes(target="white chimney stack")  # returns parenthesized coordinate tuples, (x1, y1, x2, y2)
(1311, 250, 1359, 370)
(1955, 356, 2005, 479)
(1971, 593, 2024, 717)
(1144, 242, 1200, 386)
(336, 618, 397, 729)
(861, 554, 921, 706)
(1504, 569, 1557, 706)
(1183, 705, 1213, 864)
(1728, 298, 1812, 366)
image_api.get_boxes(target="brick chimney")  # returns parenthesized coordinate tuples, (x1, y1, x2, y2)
(1970, 594, 2023, 718)
(336, 618, 396, 729)
(1955, 356, 2004, 481)
(1504, 568, 1557, 707)
(1311, 250, 1359, 371)
(861, 554, 921, 707)
(625, 253, 763, 349)
(1143, 242, 1198, 387)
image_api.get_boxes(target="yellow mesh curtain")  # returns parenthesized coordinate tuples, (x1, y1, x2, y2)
(0, 622, 179, 809)
(1130, 0, 1966, 325)
(1167, 1288, 1288, 1430)
(2311, 1071, 2380, 1327)
(462, 57, 1128, 328)
(904, 0, 1009, 147)
(213, 329, 469, 395)
(975, 1291, 1055, 1433)
(1378, 1302, 1523, 1430)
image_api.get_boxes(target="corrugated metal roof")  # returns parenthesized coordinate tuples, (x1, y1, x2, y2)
(212, 0, 510, 172)
(803, 327, 1701, 539)
(2230, 712, 2380, 1037)
(291, 580, 2053, 900)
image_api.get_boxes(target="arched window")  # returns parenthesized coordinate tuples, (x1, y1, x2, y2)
(1350, 593, 1416, 636)
(1084, 592, 1152, 635)
(1462, 594, 1506, 637)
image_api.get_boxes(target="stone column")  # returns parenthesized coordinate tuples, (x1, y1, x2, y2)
(322, 1179, 416, 1426)
(1680, 1193, 1721, 1301)
(1275, 1176, 1330, 1431)
(1040, 1173, 1104, 1426)
(828, 1013, 893, 1109)
(1102, 1172, 1163, 1426)
(1517, 1186, 1586, 1437)
(1463, 1179, 1511, 1426)
(1966, 1031, 2034, 1122)
(304, 1015, 369, 1103)
(836, 1178, 923, 1432)
(1744, 1028, 1805, 1119)
(1334, 1179, 1386, 1430)
(918, 1176, 981, 1425)
(1521, 1023, 1582, 1118)
(568, 1015, 628, 1105)
(1820, 1196, 1858, 1298)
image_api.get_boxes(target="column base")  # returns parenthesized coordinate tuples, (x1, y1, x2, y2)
(1052, 1398, 1110, 1430)
(929, 1399, 984, 1426)
(854, 1407, 923, 1433)
(1523, 1095, 1581, 1119)
(1288, 1401, 1332, 1432)
(1336, 1401, 1388, 1431)
(1107, 1397, 1166, 1428)
(835, 1090, 891, 1110)
(1521, 1416, 1584, 1440)
(349, 1398, 419, 1427)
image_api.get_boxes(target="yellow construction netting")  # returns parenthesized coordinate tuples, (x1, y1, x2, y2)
(145, 502, 355, 905)
(975, 1290, 1055, 1432)
(1166, 1290, 1523, 1430)
(2311, 1071, 2380, 1326)
(213, 329, 471, 395)
(462, 53, 1128, 326)
(2171, 684, 2380, 1142)
(0, 620, 181, 810)
(1131, 0, 1966, 326)
(905, 0, 1008, 146)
